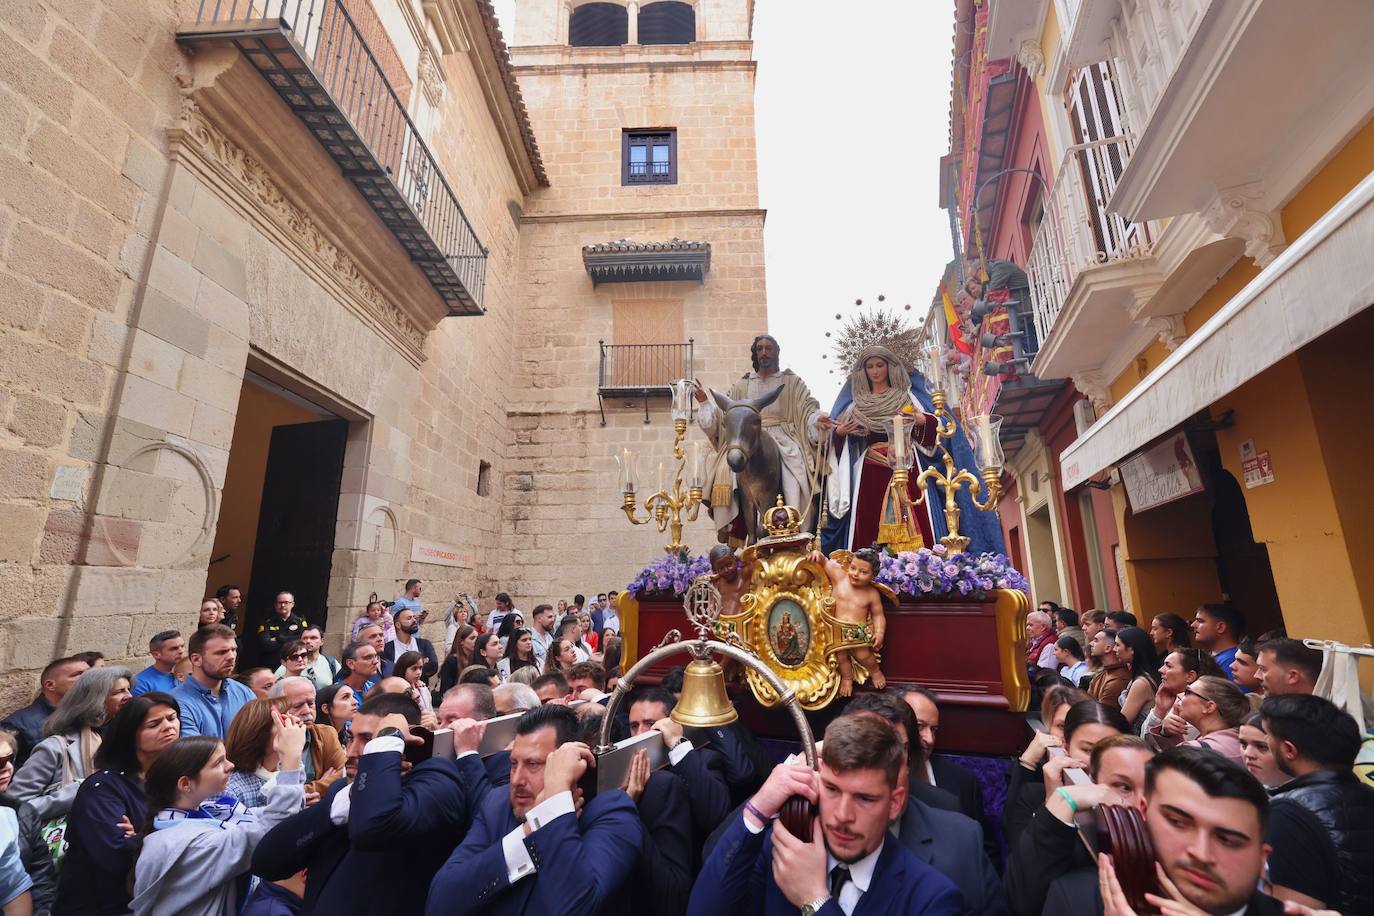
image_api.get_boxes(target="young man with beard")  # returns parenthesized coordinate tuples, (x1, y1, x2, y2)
(688, 714, 961, 915)
(251, 693, 489, 915)
(428, 703, 643, 915)
(383, 607, 438, 681)
(1086, 629, 1129, 711)
(172, 624, 254, 738)
(1034, 747, 1286, 915)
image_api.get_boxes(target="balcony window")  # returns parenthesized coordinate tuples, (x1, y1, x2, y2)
(639, 1, 695, 45)
(570, 3, 629, 46)
(623, 129, 677, 185)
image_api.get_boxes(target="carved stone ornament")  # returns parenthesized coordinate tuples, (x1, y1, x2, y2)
(1202, 182, 1288, 267)
(1070, 369, 1113, 414)
(1134, 314, 1187, 351)
(168, 104, 428, 364)
(1017, 39, 1046, 79)
(418, 47, 446, 105)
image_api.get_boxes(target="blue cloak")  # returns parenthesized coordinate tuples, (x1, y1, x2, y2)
(820, 370, 1007, 557)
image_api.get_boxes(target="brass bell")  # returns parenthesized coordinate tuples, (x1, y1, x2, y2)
(671, 657, 738, 727)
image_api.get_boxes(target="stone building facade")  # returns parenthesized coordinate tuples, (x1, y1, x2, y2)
(0, 0, 766, 707)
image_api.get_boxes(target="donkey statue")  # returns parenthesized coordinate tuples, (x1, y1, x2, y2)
(708, 386, 784, 544)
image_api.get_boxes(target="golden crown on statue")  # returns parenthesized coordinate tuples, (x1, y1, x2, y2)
(761, 496, 803, 540)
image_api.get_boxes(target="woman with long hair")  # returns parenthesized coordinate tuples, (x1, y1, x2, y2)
(1143, 648, 1225, 738)
(314, 684, 357, 743)
(1148, 612, 1191, 654)
(1238, 711, 1287, 788)
(1040, 701, 1132, 803)
(1113, 626, 1161, 730)
(578, 612, 599, 653)
(602, 636, 623, 692)
(443, 595, 476, 652)
(474, 631, 504, 680)
(393, 650, 434, 713)
(224, 697, 293, 809)
(130, 718, 306, 915)
(8, 666, 133, 819)
(498, 629, 538, 680)
(1149, 675, 1248, 763)
(438, 624, 477, 697)
(53, 693, 181, 915)
(197, 598, 224, 629)
(495, 613, 525, 654)
(543, 639, 579, 676)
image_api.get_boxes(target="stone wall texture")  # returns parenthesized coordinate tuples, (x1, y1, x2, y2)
(0, 0, 765, 709)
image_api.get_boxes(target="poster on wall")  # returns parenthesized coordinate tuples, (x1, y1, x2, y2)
(1240, 439, 1275, 489)
(1119, 432, 1205, 513)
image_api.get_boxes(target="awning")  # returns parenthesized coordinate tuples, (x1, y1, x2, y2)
(1060, 169, 1374, 489)
(582, 238, 710, 285)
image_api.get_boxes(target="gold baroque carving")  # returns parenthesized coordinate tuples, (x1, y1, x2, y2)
(172, 105, 428, 361)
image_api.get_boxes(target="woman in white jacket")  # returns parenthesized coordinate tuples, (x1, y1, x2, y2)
(129, 712, 306, 915)
(7, 666, 132, 821)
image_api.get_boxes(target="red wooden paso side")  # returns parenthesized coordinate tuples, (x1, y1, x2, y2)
(620, 589, 1031, 755)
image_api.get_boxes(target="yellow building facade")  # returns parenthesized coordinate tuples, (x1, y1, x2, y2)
(988, 0, 1374, 667)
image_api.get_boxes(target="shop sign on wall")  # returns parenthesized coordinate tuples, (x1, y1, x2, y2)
(1119, 432, 1205, 513)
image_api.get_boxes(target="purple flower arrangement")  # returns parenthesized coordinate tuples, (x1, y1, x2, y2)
(627, 550, 712, 598)
(876, 546, 1029, 600)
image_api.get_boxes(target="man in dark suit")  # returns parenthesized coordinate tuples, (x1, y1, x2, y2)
(428, 704, 643, 915)
(897, 685, 986, 823)
(250, 693, 489, 914)
(582, 710, 694, 916)
(628, 686, 732, 846)
(1030, 747, 1286, 915)
(688, 714, 962, 916)
(845, 691, 1004, 915)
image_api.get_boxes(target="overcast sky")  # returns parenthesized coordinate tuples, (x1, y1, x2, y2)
(493, 0, 956, 407)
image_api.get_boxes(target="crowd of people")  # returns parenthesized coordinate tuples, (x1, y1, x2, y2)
(0, 583, 1369, 915)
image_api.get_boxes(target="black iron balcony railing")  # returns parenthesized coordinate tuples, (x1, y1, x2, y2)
(178, 0, 487, 316)
(597, 340, 694, 424)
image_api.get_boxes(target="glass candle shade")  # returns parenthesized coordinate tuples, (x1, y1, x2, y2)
(616, 448, 639, 494)
(670, 379, 694, 422)
(882, 414, 915, 470)
(967, 414, 1005, 471)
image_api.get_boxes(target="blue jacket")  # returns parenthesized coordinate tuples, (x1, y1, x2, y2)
(627, 771, 694, 916)
(0, 697, 54, 765)
(687, 813, 963, 916)
(251, 750, 486, 915)
(896, 798, 1006, 916)
(427, 784, 643, 916)
(53, 770, 147, 915)
(172, 676, 255, 739)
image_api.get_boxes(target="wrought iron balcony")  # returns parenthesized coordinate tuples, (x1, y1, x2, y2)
(597, 340, 694, 424)
(178, 0, 487, 315)
(1026, 134, 1158, 348)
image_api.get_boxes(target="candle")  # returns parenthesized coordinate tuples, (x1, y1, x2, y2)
(657, 461, 665, 494)
(617, 448, 637, 494)
(690, 441, 703, 488)
(892, 414, 907, 465)
(977, 419, 996, 463)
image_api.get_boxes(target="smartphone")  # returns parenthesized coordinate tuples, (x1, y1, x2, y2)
(405, 726, 435, 766)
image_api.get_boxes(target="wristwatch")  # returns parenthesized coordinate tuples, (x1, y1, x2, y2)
(801, 895, 832, 916)
(376, 726, 406, 740)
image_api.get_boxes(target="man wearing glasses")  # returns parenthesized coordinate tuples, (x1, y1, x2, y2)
(256, 591, 311, 667)
(270, 675, 347, 802)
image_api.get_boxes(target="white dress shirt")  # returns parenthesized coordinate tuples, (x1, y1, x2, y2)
(827, 841, 884, 916)
(501, 790, 576, 883)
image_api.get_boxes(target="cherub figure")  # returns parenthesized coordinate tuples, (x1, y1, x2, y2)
(809, 546, 887, 696)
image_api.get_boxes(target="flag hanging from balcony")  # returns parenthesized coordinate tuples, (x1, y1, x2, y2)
(941, 281, 974, 356)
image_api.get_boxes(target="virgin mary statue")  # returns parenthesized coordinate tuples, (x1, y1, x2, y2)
(820, 344, 1005, 557)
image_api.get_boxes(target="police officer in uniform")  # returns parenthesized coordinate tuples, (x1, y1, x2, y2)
(257, 591, 310, 667)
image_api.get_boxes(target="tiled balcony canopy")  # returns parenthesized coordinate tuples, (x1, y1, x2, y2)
(582, 238, 711, 285)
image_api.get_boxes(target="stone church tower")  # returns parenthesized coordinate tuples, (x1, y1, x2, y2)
(499, 0, 769, 602)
